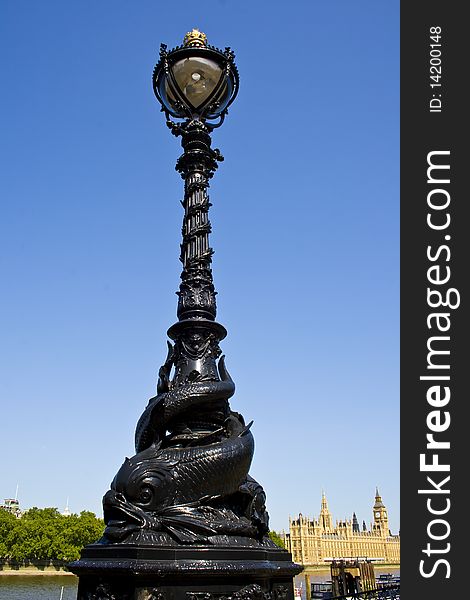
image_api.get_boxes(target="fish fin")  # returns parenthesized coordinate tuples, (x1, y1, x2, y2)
(218, 355, 234, 385)
(239, 420, 253, 436)
(162, 522, 213, 544)
(186, 427, 225, 446)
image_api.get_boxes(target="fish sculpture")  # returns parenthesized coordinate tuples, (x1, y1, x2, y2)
(102, 353, 269, 546)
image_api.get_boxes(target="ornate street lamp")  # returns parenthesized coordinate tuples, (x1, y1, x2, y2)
(69, 30, 301, 600)
(153, 29, 238, 125)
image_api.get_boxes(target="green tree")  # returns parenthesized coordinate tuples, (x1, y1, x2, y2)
(8, 507, 62, 561)
(52, 511, 105, 561)
(0, 507, 105, 562)
(268, 530, 285, 548)
(0, 509, 18, 557)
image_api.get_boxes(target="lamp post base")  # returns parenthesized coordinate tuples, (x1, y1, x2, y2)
(68, 543, 302, 600)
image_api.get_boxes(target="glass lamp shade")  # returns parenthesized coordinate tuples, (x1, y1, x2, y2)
(172, 57, 222, 108)
(156, 51, 235, 119)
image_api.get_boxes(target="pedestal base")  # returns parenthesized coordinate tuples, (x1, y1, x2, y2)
(68, 543, 302, 600)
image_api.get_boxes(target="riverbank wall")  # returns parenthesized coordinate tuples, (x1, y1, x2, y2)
(0, 559, 74, 575)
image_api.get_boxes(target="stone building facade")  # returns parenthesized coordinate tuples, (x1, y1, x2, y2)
(283, 490, 400, 565)
(0, 498, 22, 518)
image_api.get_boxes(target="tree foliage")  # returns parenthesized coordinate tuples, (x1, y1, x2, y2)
(0, 507, 104, 562)
(268, 530, 285, 548)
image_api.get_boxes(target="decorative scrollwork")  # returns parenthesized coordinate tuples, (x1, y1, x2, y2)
(85, 582, 130, 600)
(186, 585, 289, 600)
(147, 589, 166, 600)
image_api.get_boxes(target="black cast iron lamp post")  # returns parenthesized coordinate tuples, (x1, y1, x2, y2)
(69, 30, 301, 600)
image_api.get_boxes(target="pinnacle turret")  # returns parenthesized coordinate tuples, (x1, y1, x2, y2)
(319, 491, 333, 531)
(352, 512, 360, 533)
(373, 487, 385, 509)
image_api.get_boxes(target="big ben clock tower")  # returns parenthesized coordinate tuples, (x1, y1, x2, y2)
(372, 487, 389, 536)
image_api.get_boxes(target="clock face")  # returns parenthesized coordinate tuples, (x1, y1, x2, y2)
(375, 512, 381, 518)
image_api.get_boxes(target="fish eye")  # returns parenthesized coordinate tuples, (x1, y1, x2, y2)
(139, 486, 153, 504)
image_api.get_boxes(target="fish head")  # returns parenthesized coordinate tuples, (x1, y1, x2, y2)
(106, 446, 178, 521)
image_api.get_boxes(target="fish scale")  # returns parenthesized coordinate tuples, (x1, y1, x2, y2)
(154, 430, 255, 505)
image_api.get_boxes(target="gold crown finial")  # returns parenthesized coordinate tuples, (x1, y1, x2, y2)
(183, 29, 208, 48)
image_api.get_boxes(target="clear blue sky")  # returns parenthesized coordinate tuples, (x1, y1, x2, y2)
(0, 1, 399, 534)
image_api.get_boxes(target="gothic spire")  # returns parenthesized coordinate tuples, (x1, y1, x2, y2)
(374, 487, 385, 509)
(352, 512, 360, 533)
(319, 491, 332, 531)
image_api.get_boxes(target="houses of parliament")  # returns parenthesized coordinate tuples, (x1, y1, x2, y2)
(283, 489, 400, 565)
